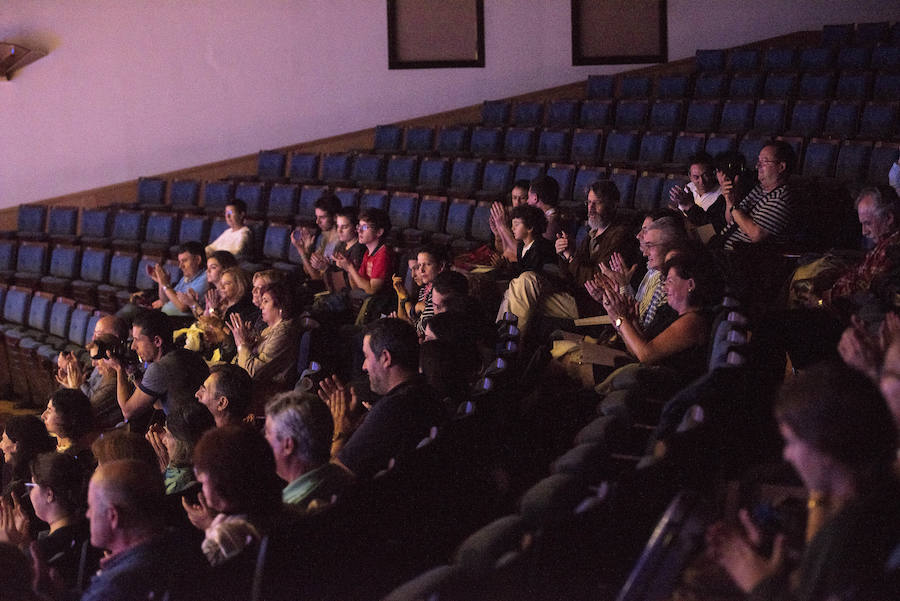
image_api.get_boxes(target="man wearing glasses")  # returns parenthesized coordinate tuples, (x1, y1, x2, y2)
(720, 141, 796, 251)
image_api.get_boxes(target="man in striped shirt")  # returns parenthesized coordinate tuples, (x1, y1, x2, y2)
(721, 141, 796, 250)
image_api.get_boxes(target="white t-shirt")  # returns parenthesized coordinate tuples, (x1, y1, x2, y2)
(687, 181, 721, 211)
(206, 226, 252, 260)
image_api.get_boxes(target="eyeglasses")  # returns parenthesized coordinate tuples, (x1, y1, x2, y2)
(357, 224, 372, 232)
(24, 482, 38, 489)
(756, 158, 779, 166)
(640, 242, 663, 249)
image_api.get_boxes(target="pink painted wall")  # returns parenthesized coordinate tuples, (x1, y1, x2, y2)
(2, 0, 899, 209)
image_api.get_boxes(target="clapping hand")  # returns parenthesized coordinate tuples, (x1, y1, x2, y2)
(598, 252, 635, 289)
(318, 375, 360, 440)
(145, 423, 170, 472)
(706, 509, 786, 593)
(182, 490, 216, 531)
(333, 251, 350, 271)
(0, 494, 30, 547)
(228, 313, 251, 348)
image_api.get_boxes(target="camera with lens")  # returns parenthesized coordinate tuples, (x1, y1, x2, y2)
(719, 158, 746, 182)
(90, 337, 132, 363)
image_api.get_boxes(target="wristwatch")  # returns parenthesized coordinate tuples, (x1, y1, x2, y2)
(614, 317, 623, 330)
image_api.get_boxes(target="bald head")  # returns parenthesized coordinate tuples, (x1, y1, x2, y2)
(93, 315, 128, 342)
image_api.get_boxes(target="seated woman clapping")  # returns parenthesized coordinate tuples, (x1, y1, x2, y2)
(597, 250, 722, 377)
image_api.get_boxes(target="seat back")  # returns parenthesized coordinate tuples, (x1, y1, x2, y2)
(648, 100, 684, 131)
(835, 71, 872, 100)
(718, 100, 754, 135)
(288, 153, 320, 182)
(514, 161, 545, 183)
(836, 46, 872, 71)
(512, 101, 544, 127)
(48, 298, 74, 339)
(267, 184, 300, 220)
(257, 150, 287, 181)
(798, 46, 836, 71)
(695, 49, 726, 72)
(728, 48, 760, 71)
(417, 157, 451, 189)
(634, 172, 665, 212)
(78, 247, 111, 284)
(480, 161, 515, 194)
(388, 192, 419, 232)
(262, 224, 292, 261)
(469, 202, 493, 243)
(444, 200, 475, 239)
(435, 126, 470, 155)
(536, 129, 570, 162)
(415, 197, 448, 234)
(615, 100, 650, 130)
(738, 135, 769, 169)
(360, 190, 389, 212)
(609, 169, 637, 208)
(144, 212, 178, 246)
(763, 71, 798, 99)
(470, 127, 504, 157)
(619, 75, 651, 98)
(671, 132, 706, 166)
(859, 102, 899, 139)
(373, 125, 403, 153)
(873, 73, 900, 99)
(351, 154, 386, 184)
(481, 100, 511, 126)
(137, 177, 167, 207)
(333, 187, 359, 209)
(822, 23, 854, 47)
(17, 205, 46, 236)
(0, 239, 16, 272)
(546, 99, 580, 128)
(705, 133, 738, 157)
(48, 244, 81, 279)
(638, 132, 673, 165)
(177, 215, 210, 246)
(503, 126, 538, 160)
(868, 142, 900, 185)
(320, 153, 353, 184)
(4, 287, 32, 326)
(404, 126, 435, 153)
(798, 71, 836, 99)
(570, 129, 603, 164)
(449, 159, 483, 194)
(834, 141, 873, 183)
(385, 155, 418, 188)
(728, 71, 764, 98)
(789, 101, 827, 137)
(47, 207, 79, 238)
(823, 101, 860, 138)
(586, 75, 614, 99)
(234, 182, 269, 218)
(110, 210, 146, 243)
(656, 75, 690, 99)
(107, 252, 139, 288)
(871, 46, 900, 72)
(546, 163, 576, 201)
(685, 100, 720, 133)
(693, 72, 728, 99)
(579, 99, 613, 129)
(763, 47, 796, 72)
(16, 241, 49, 275)
(135, 256, 159, 290)
(80, 208, 112, 239)
(169, 179, 200, 210)
(67, 305, 92, 346)
(752, 100, 786, 136)
(203, 181, 235, 213)
(603, 131, 640, 164)
(802, 138, 840, 178)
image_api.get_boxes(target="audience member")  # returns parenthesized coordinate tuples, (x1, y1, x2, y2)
(313, 206, 367, 315)
(149, 241, 210, 328)
(249, 269, 286, 335)
(108, 309, 210, 423)
(527, 175, 562, 240)
(203, 250, 239, 301)
(669, 152, 720, 224)
(707, 362, 899, 600)
(91, 429, 158, 468)
(320, 318, 445, 478)
(146, 401, 215, 494)
(489, 179, 538, 261)
(431, 270, 470, 315)
(600, 250, 721, 381)
(394, 246, 448, 334)
(41, 388, 96, 463)
(264, 391, 355, 511)
(189, 425, 286, 567)
(1, 416, 56, 490)
(720, 141, 795, 250)
(195, 363, 254, 427)
(419, 339, 480, 415)
(82, 459, 206, 601)
(510, 179, 530, 207)
(335, 207, 394, 297)
(556, 180, 640, 319)
(292, 193, 342, 281)
(205, 199, 252, 260)
(230, 281, 300, 412)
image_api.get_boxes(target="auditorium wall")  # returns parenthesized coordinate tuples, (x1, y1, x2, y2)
(2, 0, 899, 210)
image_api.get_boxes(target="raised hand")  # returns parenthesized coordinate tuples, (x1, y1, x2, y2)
(555, 231, 571, 256)
(145, 423, 170, 472)
(228, 312, 249, 347)
(706, 510, 786, 593)
(333, 251, 350, 271)
(182, 490, 216, 531)
(318, 375, 359, 438)
(0, 494, 30, 547)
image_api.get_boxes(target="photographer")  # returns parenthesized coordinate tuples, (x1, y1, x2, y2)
(719, 141, 795, 251)
(106, 310, 209, 428)
(56, 315, 132, 430)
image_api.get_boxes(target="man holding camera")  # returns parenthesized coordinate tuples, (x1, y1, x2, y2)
(106, 310, 209, 428)
(720, 141, 796, 251)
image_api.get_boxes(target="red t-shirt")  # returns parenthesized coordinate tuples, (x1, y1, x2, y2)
(359, 244, 393, 282)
